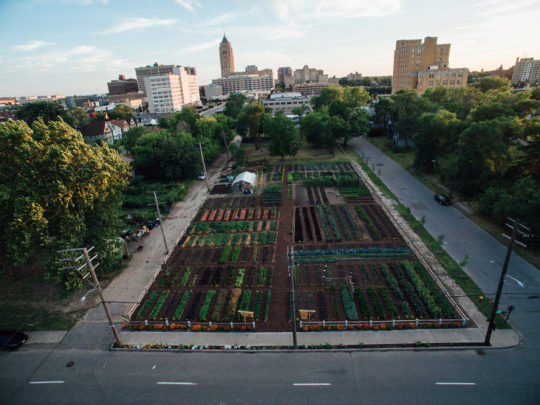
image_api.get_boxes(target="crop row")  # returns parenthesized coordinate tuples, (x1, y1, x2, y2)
(184, 232, 277, 247)
(199, 207, 279, 222)
(354, 205, 380, 240)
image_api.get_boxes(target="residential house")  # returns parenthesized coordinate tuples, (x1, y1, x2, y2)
(80, 121, 122, 144)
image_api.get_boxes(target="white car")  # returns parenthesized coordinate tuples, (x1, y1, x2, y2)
(198, 172, 206, 180)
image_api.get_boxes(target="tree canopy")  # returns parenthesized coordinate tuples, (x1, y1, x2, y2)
(264, 113, 299, 159)
(0, 118, 130, 292)
(16, 101, 73, 126)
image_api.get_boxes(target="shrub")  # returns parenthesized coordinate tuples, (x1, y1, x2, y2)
(235, 268, 246, 287)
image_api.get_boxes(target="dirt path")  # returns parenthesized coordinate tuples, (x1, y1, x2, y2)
(262, 166, 293, 332)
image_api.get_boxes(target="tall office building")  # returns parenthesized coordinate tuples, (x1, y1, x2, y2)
(144, 66, 199, 114)
(511, 57, 540, 85)
(293, 65, 328, 84)
(135, 63, 178, 95)
(219, 34, 235, 78)
(392, 36, 467, 95)
(278, 67, 294, 86)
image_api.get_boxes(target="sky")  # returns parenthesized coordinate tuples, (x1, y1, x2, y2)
(1, 0, 539, 97)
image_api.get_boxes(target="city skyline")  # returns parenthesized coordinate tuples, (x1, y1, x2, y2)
(1, 0, 539, 97)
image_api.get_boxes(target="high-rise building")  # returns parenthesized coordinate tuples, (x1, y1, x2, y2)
(144, 66, 199, 114)
(512, 57, 540, 85)
(107, 74, 138, 95)
(135, 63, 178, 95)
(278, 67, 294, 86)
(219, 34, 235, 78)
(392, 36, 467, 94)
(293, 65, 328, 84)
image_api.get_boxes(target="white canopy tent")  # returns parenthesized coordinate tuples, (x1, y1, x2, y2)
(232, 171, 256, 193)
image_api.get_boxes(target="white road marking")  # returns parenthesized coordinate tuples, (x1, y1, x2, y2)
(29, 381, 65, 384)
(157, 382, 197, 385)
(436, 382, 476, 386)
(293, 383, 331, 386)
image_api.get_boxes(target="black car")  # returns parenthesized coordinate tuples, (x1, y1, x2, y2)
(434, 194, 451, 206)
(0, 330, 28, 351)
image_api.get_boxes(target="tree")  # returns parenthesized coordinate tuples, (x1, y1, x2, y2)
(413, 110, 461, 172)
(391, 90, 434, 146)
(0, 119, 129, 291)
(310, 86, 342, 111)
(237, 100, 265, 145)
(132, 130, 200, 182)
(301, 111, 338, 155)
(474, 77, 511, 93)
(224, 93, 248, 119)
(108, 104, 134, 120)
(371, 97, 394, 138)
(16, 101, 72, 126)
(121, 126, 147, 153)
(342, 87, 370, 108)
(291, 104, 310, 120)
(159, 107, 199, 134)
(65, 106, 90, 129)
(265, 113, 299, 160)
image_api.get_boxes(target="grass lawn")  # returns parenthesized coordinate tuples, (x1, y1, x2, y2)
(241, 138, 349, 168)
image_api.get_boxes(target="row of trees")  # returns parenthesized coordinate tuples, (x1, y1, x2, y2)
(371, 77, 540, 249)
(117, 107, 235, 182)
(16, 101, 136, 131)
(301, 86, 371, 155)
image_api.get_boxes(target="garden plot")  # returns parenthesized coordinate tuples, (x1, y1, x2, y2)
(127, 159, 467, 333)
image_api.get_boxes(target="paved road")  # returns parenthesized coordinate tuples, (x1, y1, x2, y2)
(349, 137, 540, 346)
(2, 346, 538, 404)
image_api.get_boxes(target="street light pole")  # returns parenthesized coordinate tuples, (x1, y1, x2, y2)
(198, 142, 211, 191)
(153, 191, 169, 254)
(288, 247, 298, 349)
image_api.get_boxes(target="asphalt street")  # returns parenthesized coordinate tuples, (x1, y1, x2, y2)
(1, 346, 539, 404)
(349, 136, 540, 346)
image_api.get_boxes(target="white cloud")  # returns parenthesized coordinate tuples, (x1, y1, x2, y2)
(172, 0, 201, 12)
(184, 39, 220, 52)
(270, 0, 403, 22)
(202, 11, 241, 27)
(103, 17, 177, 34)
(80, 0, 110, 4)
(12, 40, 56, 52)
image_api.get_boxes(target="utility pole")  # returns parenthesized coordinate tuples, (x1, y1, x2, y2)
(153, 191, 169, 254)
(58, 247, 122, 346)
(198, 142, 211, 191)
(221, 132, 230, 161)
(288, 246, 298, 348)
(484, 218, 529, 346)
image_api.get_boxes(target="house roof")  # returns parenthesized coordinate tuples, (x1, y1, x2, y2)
(110, 119, 128, 129)
(80, 121, 107, 137)
(232, 171, 256, 186)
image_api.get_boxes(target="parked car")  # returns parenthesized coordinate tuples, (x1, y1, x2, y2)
(0, 330, 28, 351)
(434, 194, 451, 206)
(198, 172, 206, 180)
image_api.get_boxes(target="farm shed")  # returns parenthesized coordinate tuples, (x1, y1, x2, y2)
(232, 171, 256, 193)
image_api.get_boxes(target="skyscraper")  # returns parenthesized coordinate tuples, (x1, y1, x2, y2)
(392, 37, 467, 94)
(512, 57, 540, 85)
(219, 34, 235, 78)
